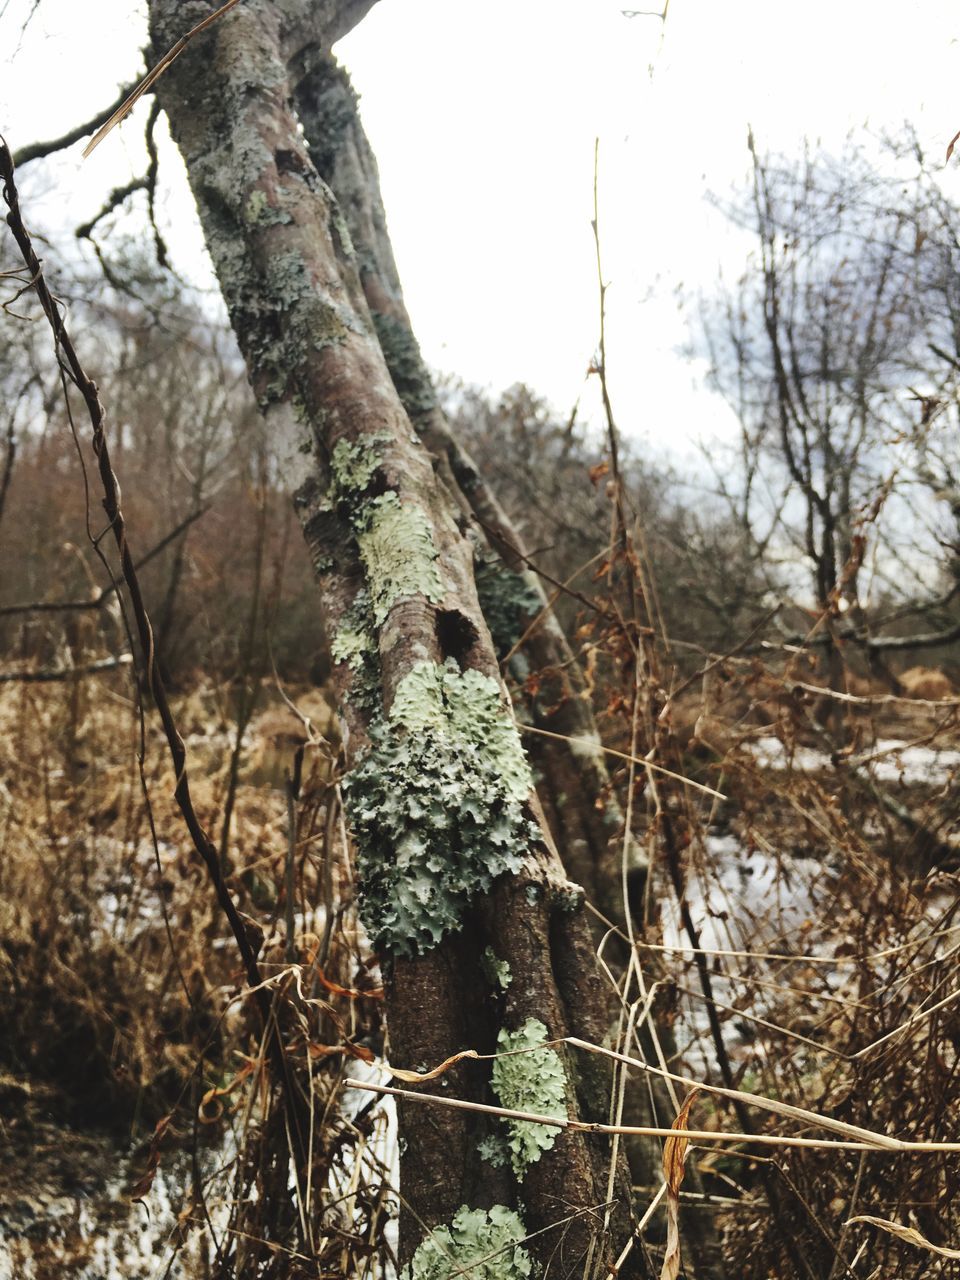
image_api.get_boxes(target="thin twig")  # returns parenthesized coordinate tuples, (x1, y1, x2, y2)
(344, 1078, 960, 1153)
(82, 0, 242, 157)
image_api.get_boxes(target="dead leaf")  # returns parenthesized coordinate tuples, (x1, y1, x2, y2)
(198, 1061, 256, 1124)
(129, 1113, 173, 1201)
(307, 1043, 342, 1060)
(660, 1089, 700, 1280)
(846, 1215, 960, 1259)
(582, 644, 598, 698)
(947, 128, 960, 164)
(343, 1040, 375, 1063)
(307, 1040, 375, 1064)
(390, 1048, 481, 1083)
(313, 966, 384, 1000)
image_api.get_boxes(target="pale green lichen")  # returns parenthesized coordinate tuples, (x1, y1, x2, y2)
(477, 1132, 511, 1169)
(330, 432, 390, 497)
(243, 189, 292, 227)
(262, 249, 362, 363)
(330, 624, 371, 670)
(343, 659, 537, 956)
(389, 662, 531, 802)
(330, 590, 380, 712)
(481, 947, 513, 991)
(330, 203, 356, 263)
(404, 1205, 533, 1280)
(554, 881, 585, 914)
(356, 493, 444, 625)
(491, 1018, 567, 1178)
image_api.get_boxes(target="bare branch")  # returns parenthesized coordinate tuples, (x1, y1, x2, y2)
(11, 77, 141, 168)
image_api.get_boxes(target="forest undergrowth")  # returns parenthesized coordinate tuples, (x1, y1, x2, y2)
(2, 636, 960, 1278)
(3, 119, 960, 1279)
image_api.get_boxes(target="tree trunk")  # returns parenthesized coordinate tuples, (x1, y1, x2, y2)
(285, 46, 634, 926)
(148, 1, 637, 1272)
(283, 53, 730, 1278)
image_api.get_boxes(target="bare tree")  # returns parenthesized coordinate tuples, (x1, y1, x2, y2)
(697, 135, 960, 697)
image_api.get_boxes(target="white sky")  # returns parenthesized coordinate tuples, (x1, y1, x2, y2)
(3, 1, 960, 461)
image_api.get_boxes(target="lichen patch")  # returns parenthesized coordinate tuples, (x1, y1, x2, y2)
(491, 1018, 567, 1178)
(329, 432, 390, 497)
(356, 493, 444, 625)
(404, 1205, 533, 1280)
(474, 557, 541, 659)
(344, 660, 537, 956)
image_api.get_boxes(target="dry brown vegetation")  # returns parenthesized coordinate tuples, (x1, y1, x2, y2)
(4, 101, 960, 1280)
(4, 312, 960, 1276)
(0, 668, 399, 1277)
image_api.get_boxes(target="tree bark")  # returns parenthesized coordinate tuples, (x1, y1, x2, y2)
(284, 54, 728, 1277)
(148, 1, 637, 1272)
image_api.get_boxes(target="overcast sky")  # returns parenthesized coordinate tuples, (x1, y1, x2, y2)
(3, 1, 960, 459)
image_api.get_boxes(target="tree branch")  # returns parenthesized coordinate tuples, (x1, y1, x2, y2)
(0, 501, 210, 619)
(11, 78, 142, 167)
(0, 654, 132, 684)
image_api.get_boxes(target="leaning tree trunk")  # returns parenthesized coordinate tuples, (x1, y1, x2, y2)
(284, 48, 725, 1278)
(148, 1, 639, 1274)
(284, 46, 633, 926)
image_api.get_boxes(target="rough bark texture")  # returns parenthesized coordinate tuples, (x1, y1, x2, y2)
(148, 1, 637, 1272)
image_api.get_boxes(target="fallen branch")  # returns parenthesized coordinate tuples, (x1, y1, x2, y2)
(344, 1076, 960, 1153)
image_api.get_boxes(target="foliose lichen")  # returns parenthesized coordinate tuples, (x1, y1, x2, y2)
(477, 1132, 511, 1169)
(330, 432, 390, 498)
(328, 591, 380, 714)
(356, 492, 444, 625)
(481, 947, 513, 991)
(404, 1205, 533, 1280)
(329, 202, 356, 263)
(243, 188, 293, 227)
(388, 662, 532, 802)
(474, 558, 542, 659)
(266, 250, 356, 352)
(491, 1018, 567, 1178)
(343, 659, 537, 956)
(330, 622, 371, 670)
(372, 310, 438, 421)
(553, 881, 585, 914)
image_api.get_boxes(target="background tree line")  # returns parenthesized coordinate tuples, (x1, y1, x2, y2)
(7, 128, 960, 695)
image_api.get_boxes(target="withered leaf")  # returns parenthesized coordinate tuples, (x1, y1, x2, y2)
(313, 966, 384, 1001)
(846, 1215, 960, 1259)
(129, 1113, 173, 1201)
(391, 1048, 481, 1083)
(307, 1040, 376, 1064)
(660, 1089, 700, 1280)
